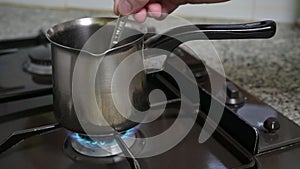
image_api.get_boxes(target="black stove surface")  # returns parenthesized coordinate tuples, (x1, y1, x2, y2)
(0, 32, 52, 117)
(0, 103, 248, 169)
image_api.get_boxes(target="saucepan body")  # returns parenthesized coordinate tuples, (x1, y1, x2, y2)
(46, 17, 276, 135)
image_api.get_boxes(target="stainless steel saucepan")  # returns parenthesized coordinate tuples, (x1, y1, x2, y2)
(46, 17, 276, 135)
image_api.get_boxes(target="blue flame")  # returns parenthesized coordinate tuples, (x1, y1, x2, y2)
(70, 125, 139, 148)
(121, 126, 137, 139)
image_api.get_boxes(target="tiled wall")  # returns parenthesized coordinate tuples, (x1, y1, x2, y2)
(0, 0, 298, 23)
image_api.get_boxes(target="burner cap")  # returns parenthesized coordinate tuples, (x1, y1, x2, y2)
(69, 127, 138, 157)
(64, 126, 145, 163)
(24, 45, 52, 76)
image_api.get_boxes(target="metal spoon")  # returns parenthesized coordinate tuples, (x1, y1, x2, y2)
(109, 15, 129, 48)
(114, 131, 141, 169)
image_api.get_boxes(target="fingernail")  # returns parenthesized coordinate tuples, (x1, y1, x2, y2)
(118, 0, 133, 15)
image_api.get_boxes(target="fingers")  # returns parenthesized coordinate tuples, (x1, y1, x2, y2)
(147, 3, 162, 18)
(113, 0, 120, 15)
(114, 0, 230, 22)
(133, 8, 147, 22)
(133, 3, 162, 23)
(161, 1, 179, 16)
(116, 0, 151, 15)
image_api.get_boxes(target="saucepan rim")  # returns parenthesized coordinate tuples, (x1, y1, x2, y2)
(46, 17, 147, 56)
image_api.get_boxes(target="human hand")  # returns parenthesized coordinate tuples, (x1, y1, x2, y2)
(114, 0, 230, 22)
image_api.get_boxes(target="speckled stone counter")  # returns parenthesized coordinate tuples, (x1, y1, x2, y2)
(0, 4, 299, 125)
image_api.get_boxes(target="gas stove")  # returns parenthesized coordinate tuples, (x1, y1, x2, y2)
(0, 31, 300, 169)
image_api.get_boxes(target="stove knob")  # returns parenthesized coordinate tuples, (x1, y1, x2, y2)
(263, 117, 280, 133)
(226, 81, 244, 106)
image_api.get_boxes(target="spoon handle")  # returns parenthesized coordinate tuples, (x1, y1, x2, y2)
(114, 131, 141, 169)
(109, 15, 129, 48)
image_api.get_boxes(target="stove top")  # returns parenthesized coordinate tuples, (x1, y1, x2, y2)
(0, 32, 300, 169)
(0, 105, 252, 169)
(0, 32, 52, 117)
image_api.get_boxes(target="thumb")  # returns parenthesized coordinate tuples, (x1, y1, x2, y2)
(118, 0, 150, 15)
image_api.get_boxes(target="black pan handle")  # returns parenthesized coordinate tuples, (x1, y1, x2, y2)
(145, 20, 276, 52)
(0, 30, 48, 50)
(0, 123, 61, 153)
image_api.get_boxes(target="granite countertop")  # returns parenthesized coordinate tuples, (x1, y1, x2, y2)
(0, 4, 299, 125)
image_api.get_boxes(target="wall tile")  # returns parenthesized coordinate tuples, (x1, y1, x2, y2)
(0, 0, 66, 8)
(66, 0, 112, 10)
(253, 0, 298, 23)
(174, 0, 254, 20)
(0, 0, 298, 23)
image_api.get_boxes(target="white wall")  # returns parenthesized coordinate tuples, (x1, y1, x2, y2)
(176, 0, 299, 23)
(0, 0, 299, 23)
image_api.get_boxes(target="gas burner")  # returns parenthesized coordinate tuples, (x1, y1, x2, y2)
(24, 45, 52, 75)
(23, 45, 52, 84)
(64, 126, 145, 163)
(70, 128, 137, 157)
